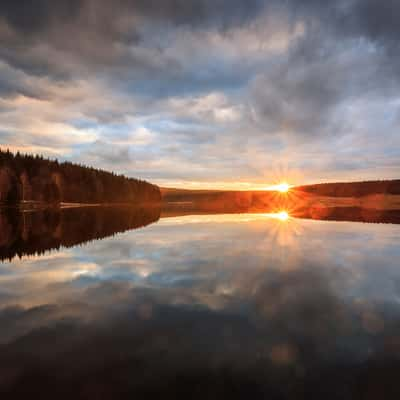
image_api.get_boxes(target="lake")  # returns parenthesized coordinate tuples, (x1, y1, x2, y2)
(0, 205, 400, 399)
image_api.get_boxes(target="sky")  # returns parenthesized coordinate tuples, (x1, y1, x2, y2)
(0, 0, 399, 189)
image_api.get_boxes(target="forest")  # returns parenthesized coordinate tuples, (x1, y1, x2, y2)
(295, 180, 400, 197)
(0, 149, 161, 205)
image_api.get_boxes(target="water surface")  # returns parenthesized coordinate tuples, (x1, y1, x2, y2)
(0, 206, 400, 399)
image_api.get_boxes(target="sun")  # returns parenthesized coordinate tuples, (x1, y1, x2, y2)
(263, 182, 291, 192)
(276, 211, 289, 221)
(277, 182, 290, 193)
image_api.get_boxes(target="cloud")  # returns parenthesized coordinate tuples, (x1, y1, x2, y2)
(0, 0, 265, 80)
(0, 0, 400, 185)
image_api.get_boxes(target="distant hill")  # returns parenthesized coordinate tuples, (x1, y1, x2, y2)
(161, 188, 276, 212)
(0, 149, 161, 206)
(295, 180, 400, 197)
(161, 180, 400, 214)
(162, 180, 400, 202)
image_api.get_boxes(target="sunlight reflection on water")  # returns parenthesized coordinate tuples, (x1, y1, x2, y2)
(0, 207, 400, 398)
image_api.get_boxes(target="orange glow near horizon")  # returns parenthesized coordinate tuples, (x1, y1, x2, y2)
(264, 211, 290, 221)
(264, 182, 291, 193)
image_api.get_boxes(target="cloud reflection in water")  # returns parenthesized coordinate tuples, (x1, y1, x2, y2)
(0, 212, 400, 398)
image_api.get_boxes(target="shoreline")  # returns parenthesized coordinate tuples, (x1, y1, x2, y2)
(0, 201, 162, 212)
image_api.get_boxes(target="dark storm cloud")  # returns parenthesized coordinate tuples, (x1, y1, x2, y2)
(295, 0, 400, 77)
(0, 1, 81, 36)
(1, 0, 399, 98)
(0, 61, 53, 99)
(339, 0, 400, 45)
(0, 0, 267, 103)
(0, 0, 264, 35)
(1, 0, 399, 94)
(250, 56, 343, 138)
(247, 0, 400, 140)
(286, 0, 400, 42)
(1, 0, 400, 182)
(0, 0, 264, 70)
(2, 0, 398, 44)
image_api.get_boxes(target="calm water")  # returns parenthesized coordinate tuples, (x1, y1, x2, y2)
(0, 206, 400, 398)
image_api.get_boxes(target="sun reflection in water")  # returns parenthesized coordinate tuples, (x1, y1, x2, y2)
(161, 212, 292, 225)
(263, 211, 290, 221)
(277, 211, 289, 221)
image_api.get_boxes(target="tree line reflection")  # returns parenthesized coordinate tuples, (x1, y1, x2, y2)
(1, 202, 399, 262)
(162, 202, 400, 224)
(0, 206, 160, 262)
